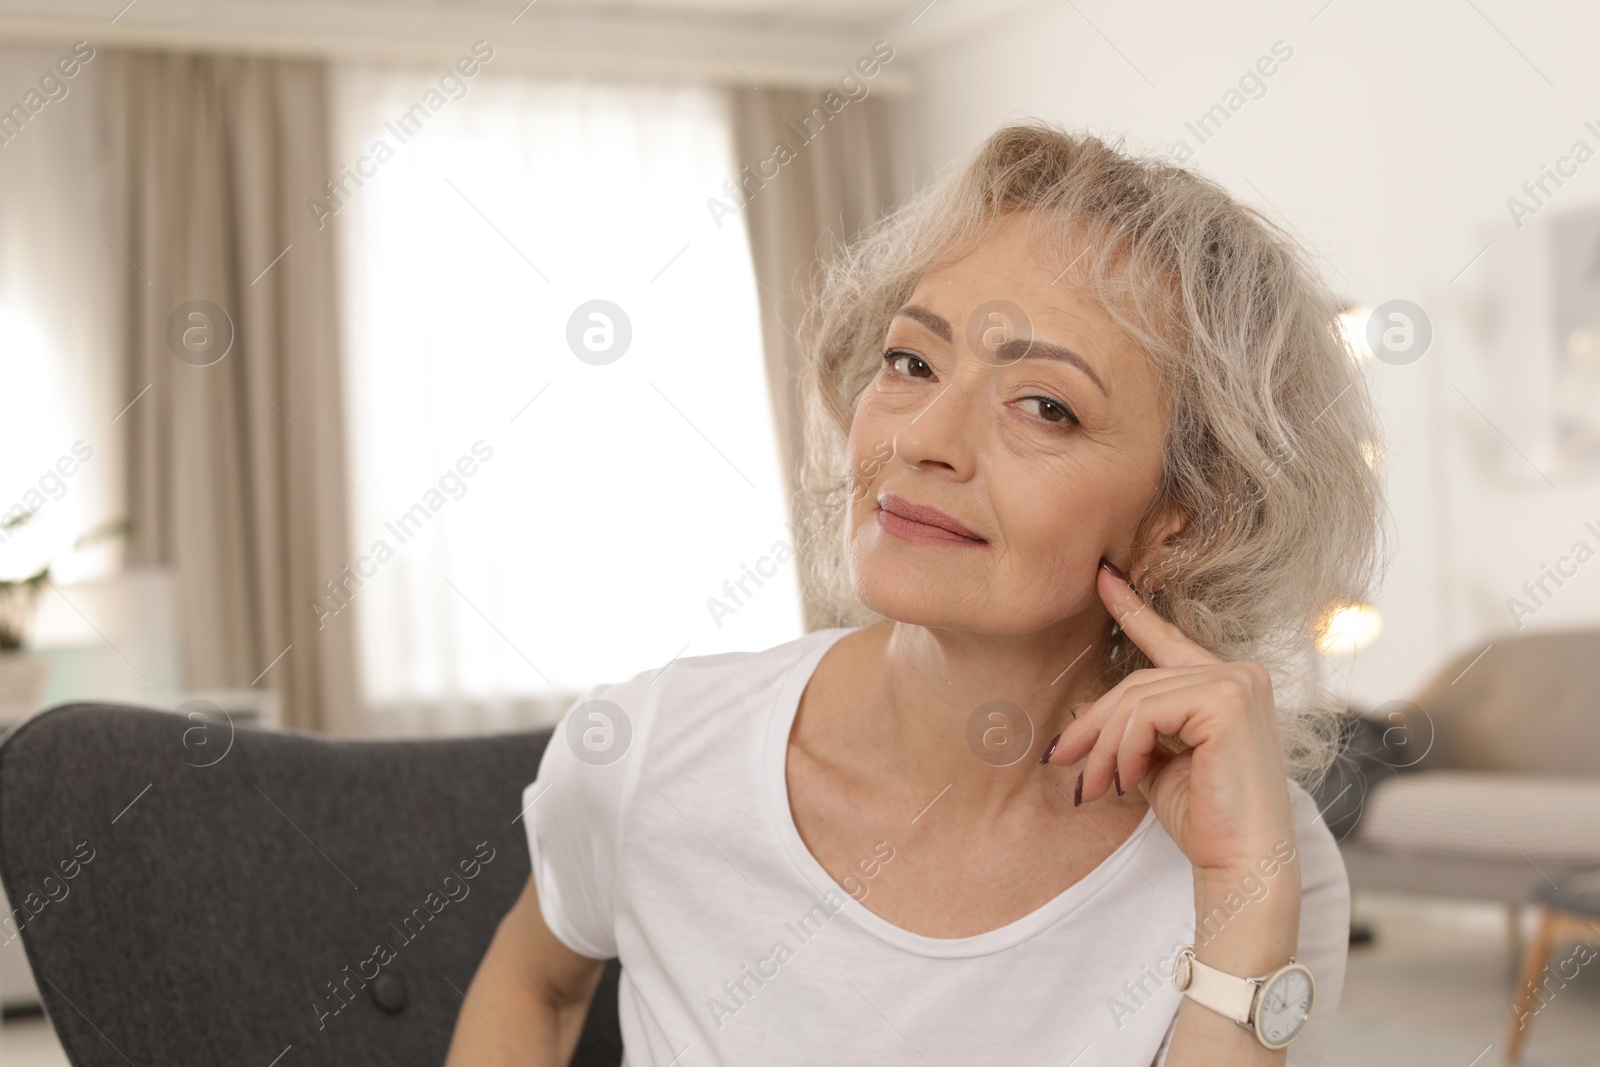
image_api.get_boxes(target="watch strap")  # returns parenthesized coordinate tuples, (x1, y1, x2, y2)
(1174, 949, 1257, 1026)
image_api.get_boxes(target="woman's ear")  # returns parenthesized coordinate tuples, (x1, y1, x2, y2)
(1130, 502, 1190, 595)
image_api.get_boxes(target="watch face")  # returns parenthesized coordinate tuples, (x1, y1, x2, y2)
(1256, 966, 1314, 1048)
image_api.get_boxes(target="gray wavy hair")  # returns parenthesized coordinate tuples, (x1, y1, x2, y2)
(791, 121, 1390, 788)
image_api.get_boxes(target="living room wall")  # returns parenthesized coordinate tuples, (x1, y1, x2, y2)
(900, 0, 1600, 708)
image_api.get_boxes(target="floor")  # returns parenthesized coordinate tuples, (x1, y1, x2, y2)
(2, 892, 1597, 1065)
(1330, 893, 1600, 1067)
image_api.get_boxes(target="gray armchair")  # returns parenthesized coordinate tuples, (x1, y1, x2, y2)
(0, 703, 623, 1066)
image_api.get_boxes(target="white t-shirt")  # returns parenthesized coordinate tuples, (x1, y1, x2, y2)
(522, 626, 1349, 1066)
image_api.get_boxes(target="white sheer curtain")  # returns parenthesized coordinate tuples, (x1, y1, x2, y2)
(0, 42, 122, 585)
(334, 67, 804, 736)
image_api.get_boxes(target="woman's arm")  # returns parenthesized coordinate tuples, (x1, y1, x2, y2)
(1162, 863, 1302, 1065)
(444, 872, 606, 1067)
(1049, 561, 1325, 1066)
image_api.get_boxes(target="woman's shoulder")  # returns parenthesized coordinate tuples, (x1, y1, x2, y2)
(600, 626, 853, 703)
(563, 627, 857, 752)
(1286, 776, 1350, 895)
(529, 627, 855, 842)
(646, 626, 854, 689)
(529, 628, 851, 813)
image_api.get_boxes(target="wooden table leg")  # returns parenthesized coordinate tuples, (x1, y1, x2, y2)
(1505, 908, 1558, 1064)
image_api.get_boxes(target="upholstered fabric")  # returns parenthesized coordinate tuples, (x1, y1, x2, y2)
(1406, 629, 1600, 775)
(1536, 865, 1600, 915)
(1337, 629, 1600, 905)
(0, 703, 622, 1066)
(1355, 772, 1600, 863)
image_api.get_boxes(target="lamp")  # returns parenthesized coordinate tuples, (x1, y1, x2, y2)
(1335, 302, 1374, 365)
(1316, 600, 1383, 655)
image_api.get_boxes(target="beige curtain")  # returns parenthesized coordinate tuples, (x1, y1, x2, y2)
(730, 88, 902, 631)
(109, 50, 357, 733)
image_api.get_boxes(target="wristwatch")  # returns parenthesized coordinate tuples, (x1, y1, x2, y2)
(1170, 944, 1315, 1049)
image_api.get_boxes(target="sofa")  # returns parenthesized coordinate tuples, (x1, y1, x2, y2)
(1329, 629, 1600, 906)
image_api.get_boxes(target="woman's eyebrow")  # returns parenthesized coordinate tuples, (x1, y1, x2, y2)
(893, 304, 952, 342)
(892, 304, 1110, 398)
(994, 336, 1110, 397)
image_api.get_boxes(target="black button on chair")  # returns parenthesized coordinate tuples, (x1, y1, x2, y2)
(0, 703, 624, 1066)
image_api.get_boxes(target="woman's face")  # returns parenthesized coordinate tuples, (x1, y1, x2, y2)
(845, 212, 1180, 635)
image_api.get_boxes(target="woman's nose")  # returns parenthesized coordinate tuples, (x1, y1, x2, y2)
(889, 368, 984, 476)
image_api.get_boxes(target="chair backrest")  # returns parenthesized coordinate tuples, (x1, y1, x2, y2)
(0, 703, 623, 1066)
(1408, 628, 1600, 774)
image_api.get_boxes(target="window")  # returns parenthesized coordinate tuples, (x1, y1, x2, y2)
(334, 68, 803, 734)
(0, 42, 119, 588)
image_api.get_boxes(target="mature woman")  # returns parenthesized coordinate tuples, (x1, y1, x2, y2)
(447, 122, 1385, 1066)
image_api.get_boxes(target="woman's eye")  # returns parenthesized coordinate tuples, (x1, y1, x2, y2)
(880, 350, 1078, 430)
(882, 349, 934, 379)
(1018, 395, 1081, 429)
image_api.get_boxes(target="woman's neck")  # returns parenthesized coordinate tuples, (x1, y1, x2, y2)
(834, 616, 1121, 814)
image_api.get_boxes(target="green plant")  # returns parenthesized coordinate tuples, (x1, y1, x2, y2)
(0, 512, 131, 651)
(0, 511, 46, 651)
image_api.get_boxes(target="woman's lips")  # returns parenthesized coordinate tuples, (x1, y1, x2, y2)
(875, 495, 989, 547)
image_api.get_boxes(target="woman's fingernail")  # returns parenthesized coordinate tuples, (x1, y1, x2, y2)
(1099, 558, 1128, 583)
(1039, 733, 1061, 764)
(1073, 771, 1084, 807)
(1114, 768, 1124, 796)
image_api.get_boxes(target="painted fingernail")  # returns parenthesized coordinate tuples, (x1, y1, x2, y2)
(1039, 733, 1061, 764)
(1099, 558, 1128, 583)
(1114, 768, 1124, 796)
(1073, 771, 1084, 807)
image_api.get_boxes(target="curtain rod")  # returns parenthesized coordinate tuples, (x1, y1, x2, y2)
(0, 18, 918, 95)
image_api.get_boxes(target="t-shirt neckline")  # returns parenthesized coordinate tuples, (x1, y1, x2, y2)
(764, 625, 1161, 960)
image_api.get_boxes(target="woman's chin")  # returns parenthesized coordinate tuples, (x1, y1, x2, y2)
(847, 557, 1006, 631)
